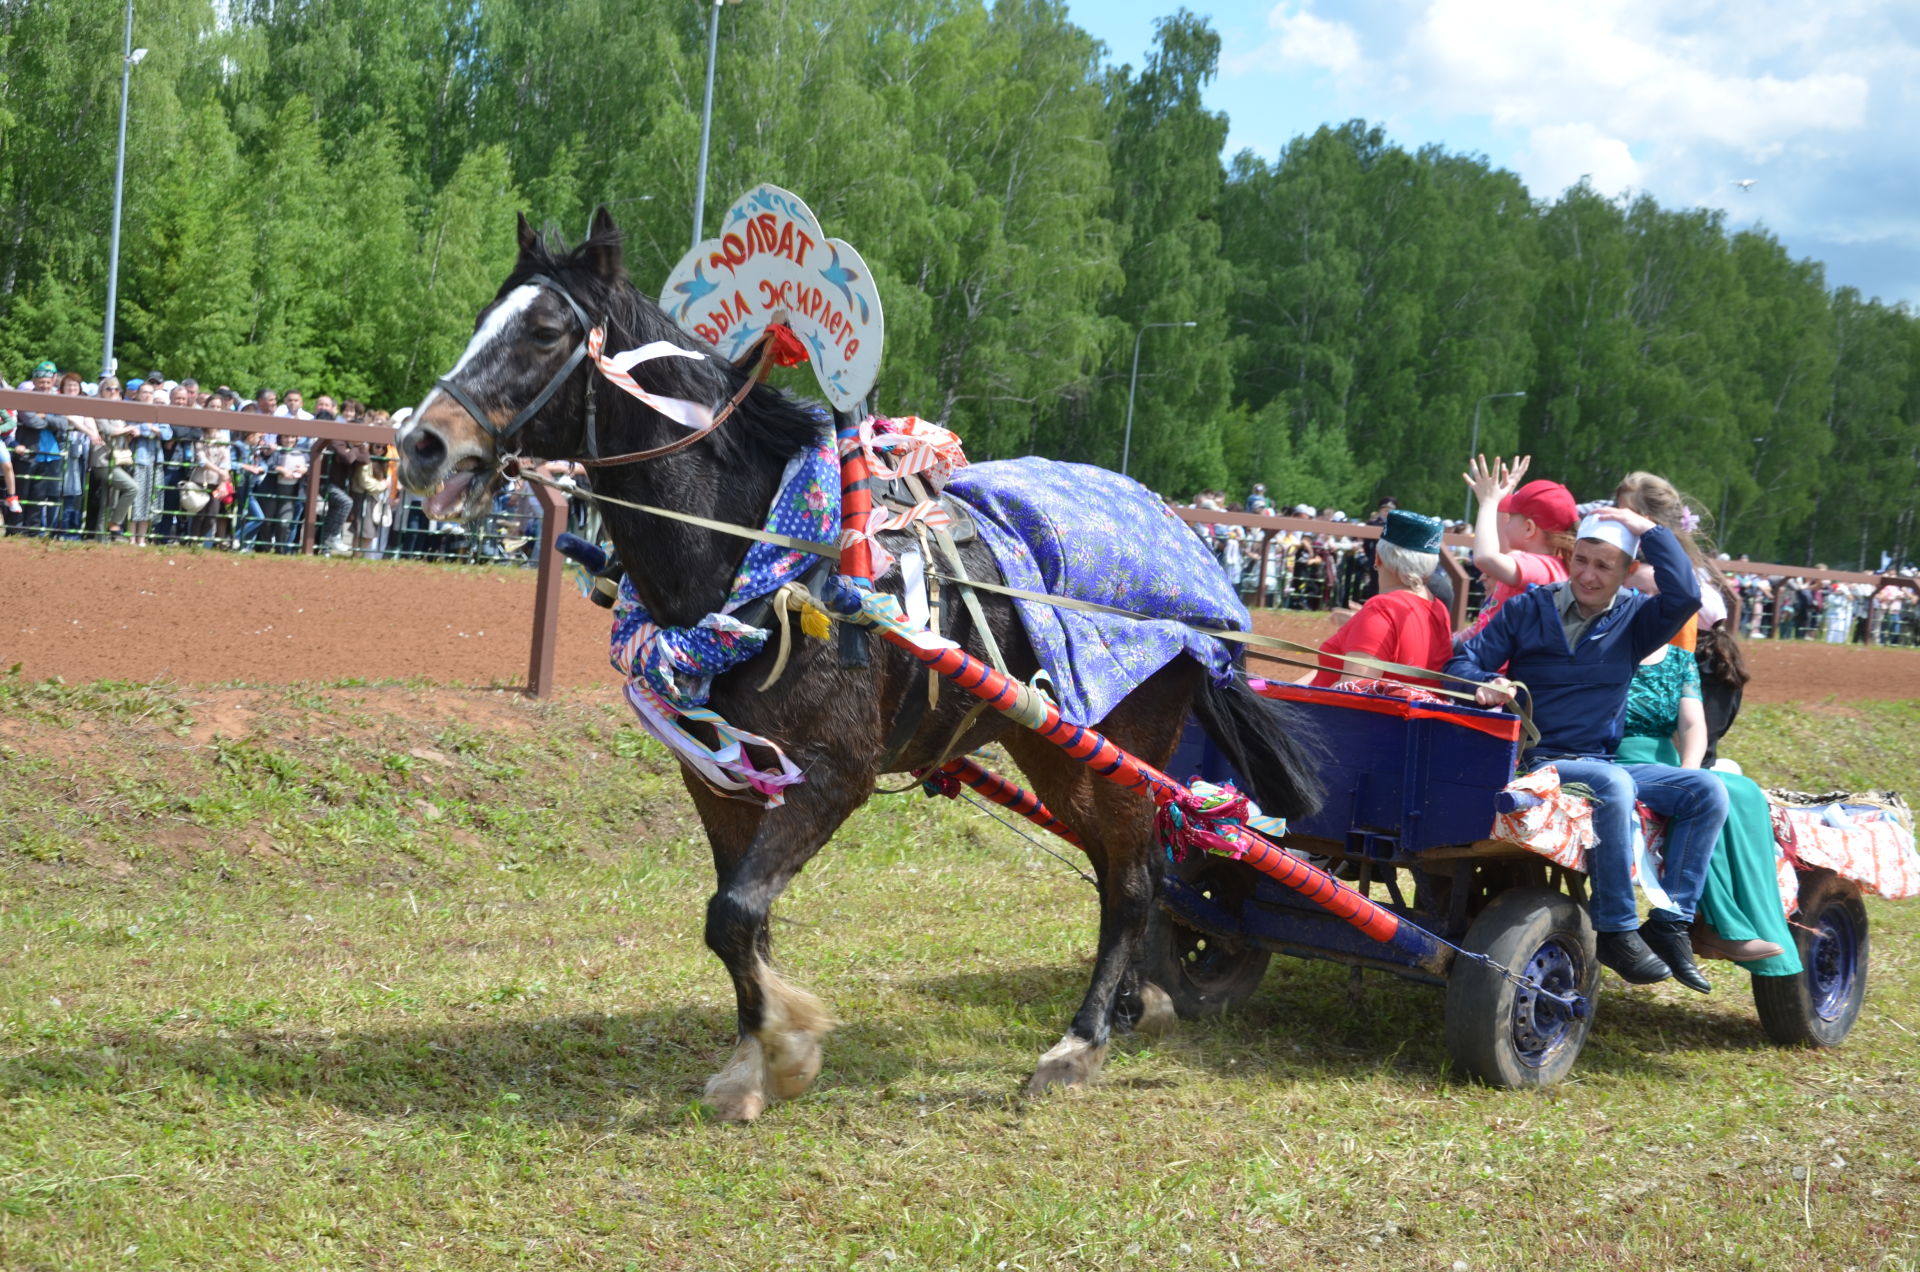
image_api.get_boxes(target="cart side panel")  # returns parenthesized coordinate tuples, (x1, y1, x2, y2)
(1169, 683, 1521, 856)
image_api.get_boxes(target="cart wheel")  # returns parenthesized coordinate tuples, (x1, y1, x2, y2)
(1753, 870, 1869, 1047)
(1144, 858, 1271, 1019)
(1444, 887, 1598, 1088)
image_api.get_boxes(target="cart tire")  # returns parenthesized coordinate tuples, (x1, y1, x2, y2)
(1144, 859, 1271, 1019)
(1444, 887, 1598, 1088)
(1753, 871, 1869, 1048)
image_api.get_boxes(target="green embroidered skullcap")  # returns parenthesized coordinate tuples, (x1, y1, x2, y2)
(1382, 509, 1444, 554)
(31, 360, 56, 378)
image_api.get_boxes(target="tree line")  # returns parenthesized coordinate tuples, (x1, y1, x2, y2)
(1, 0, 1913, 566)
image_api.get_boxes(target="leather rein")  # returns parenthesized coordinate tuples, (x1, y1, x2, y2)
(432, 272, 766, 472)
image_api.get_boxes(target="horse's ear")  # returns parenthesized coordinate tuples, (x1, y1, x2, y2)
(583, 205, 625, 279)
(516, 211, 541, 261)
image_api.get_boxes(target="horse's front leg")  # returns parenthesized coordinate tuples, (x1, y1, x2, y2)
(686, 765, 869, 1123)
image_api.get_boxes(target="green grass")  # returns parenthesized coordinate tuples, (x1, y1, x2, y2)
(2, 681, 1917, 1270)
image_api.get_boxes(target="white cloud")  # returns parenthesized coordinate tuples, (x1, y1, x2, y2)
(1521, 123, 1641, 200)
(1406, 0, 1868, 160)
(1224, 2, 1364, 77)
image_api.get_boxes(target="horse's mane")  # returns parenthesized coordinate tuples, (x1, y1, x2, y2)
(513, 222, 828, 466)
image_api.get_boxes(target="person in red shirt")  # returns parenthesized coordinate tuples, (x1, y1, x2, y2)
(1308, 510, 1453, 687)
(1463, 455, 1575, 636)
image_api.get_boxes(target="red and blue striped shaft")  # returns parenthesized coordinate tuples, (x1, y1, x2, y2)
(868, 614, 1437, 963)
(936, 756, 1083, 848)
(837, 420, 877, 587)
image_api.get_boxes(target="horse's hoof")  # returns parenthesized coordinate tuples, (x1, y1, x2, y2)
(705, 1086, 766, 1123)
(1025, 1034, 1109, 1096)
(764, 1029, 824, 1101)
(703, 1038, 768, 1123)
(1133, 983, 1177, 1038)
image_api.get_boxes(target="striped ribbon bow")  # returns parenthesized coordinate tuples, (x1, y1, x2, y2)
(584, 328, 716, 433)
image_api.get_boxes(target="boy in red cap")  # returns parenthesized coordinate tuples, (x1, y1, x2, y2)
(1462, 455, 1576, 636)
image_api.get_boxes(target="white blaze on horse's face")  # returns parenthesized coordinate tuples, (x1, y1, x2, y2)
(395, 283, 542, 504)
(445, 284, 541, 381)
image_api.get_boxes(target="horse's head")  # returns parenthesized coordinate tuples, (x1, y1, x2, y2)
(397, 206, 721, 519)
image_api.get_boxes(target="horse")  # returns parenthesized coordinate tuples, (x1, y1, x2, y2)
(395, 208, 1322, 1121)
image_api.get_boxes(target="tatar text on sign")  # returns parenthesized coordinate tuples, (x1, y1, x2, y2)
(661, 184, 885, 411)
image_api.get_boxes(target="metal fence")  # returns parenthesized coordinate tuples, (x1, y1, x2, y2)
(2, 442, 592, 566)
(0, 387, 610, 568)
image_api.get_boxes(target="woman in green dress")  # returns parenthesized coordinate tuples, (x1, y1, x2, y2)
(1617, 641, 1801, 977)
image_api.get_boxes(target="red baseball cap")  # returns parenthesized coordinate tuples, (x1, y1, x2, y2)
(1499, 479, 1577, 533)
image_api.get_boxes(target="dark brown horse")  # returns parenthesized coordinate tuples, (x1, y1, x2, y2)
(396, 209, 1320, 1121)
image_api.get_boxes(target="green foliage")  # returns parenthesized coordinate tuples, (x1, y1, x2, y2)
(0, 3, 1914, 565)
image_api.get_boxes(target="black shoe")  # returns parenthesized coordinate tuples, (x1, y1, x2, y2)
(1641, 914, 1712, 994)
(1596, 929, 1672, 985)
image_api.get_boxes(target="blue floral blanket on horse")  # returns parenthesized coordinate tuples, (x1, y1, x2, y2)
(943, 458, 1245, 726)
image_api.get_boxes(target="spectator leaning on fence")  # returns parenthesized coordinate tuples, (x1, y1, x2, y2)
(15, 361, 69, 534)
(92, 377, 139, 538)
(0, 377, 19, 522)
(124, 379, 173, 547)
(55, 371, 103, 536)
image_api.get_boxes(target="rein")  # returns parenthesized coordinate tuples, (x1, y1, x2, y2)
(579, 337, 774, 469)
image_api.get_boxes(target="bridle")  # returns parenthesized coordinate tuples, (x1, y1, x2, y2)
(432, 272, 766, 471)
(435, 273, 597, 456)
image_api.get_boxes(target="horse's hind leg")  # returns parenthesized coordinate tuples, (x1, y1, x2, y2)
(1001, 661, 1199, 1095)
(686, 772, 864, 1123)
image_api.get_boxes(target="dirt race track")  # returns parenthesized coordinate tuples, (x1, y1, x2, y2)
(4, 538, 1917, 703)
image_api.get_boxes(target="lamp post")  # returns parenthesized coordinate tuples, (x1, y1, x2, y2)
(1121, 320, 1197, 477)
(691, 0, 746, 251)
(101, 0, 146, 380)
(1463, 390, 1526, 522)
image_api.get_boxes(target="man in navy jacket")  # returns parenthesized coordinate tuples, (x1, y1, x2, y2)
(1446, 507, 1728, 992)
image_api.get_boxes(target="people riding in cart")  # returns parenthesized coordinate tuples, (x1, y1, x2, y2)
(1303, 509, 1452, 688)
(1446, 506, 1729, 993)
(1462, 455, 1577, 637)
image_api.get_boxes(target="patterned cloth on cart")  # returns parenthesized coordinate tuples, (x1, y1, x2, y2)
(1489, 769, 1920, 915)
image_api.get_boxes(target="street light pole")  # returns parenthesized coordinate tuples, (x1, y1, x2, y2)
(691, 0, 744, 251)
(101, 0, 145, 380)
(1121, 320, 1197, 477)
(1464, 390, 1527, 523)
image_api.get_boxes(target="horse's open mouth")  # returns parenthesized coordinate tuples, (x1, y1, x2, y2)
(424, 459, 492, 521)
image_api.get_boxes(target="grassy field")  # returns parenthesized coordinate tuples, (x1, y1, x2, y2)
(1, 675, 1916, 1271)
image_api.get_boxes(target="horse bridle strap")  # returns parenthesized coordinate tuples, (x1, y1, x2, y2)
(436, 273, 594, 451)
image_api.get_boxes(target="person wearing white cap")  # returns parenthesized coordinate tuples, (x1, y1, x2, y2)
(1446, 505, 1728, 993)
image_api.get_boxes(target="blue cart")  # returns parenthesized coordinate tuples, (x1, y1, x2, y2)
(1147, 680, 1873, 1087)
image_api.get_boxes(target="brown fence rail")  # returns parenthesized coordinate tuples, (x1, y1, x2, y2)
(5, 383, 1910, 697)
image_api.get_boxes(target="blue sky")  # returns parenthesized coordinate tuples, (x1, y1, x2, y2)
(1065, 1, 1920, 307)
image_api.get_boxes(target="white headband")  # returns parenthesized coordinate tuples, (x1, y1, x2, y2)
(1576, 513, 1639, 560)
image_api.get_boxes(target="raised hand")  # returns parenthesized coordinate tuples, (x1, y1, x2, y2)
(1463, 454, 1532, 508)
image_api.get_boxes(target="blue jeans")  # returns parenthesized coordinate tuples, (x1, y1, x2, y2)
(1533, 756, 1728, 932)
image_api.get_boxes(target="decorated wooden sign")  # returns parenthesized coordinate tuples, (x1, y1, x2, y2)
(661, 184, 885, 411)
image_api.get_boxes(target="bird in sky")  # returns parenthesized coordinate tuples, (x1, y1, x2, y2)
(1732, 178, 1757, 193)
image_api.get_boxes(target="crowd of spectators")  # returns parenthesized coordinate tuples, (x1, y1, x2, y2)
(5, 358, 1913, 649)
(0, 361, 572, 562)
(1182, 482, 1919, 648)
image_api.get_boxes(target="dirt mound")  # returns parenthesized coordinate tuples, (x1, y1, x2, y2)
(3, 539, 1913, 703)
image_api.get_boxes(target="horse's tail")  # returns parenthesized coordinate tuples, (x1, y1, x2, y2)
(1190, 672, 1325, 820)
